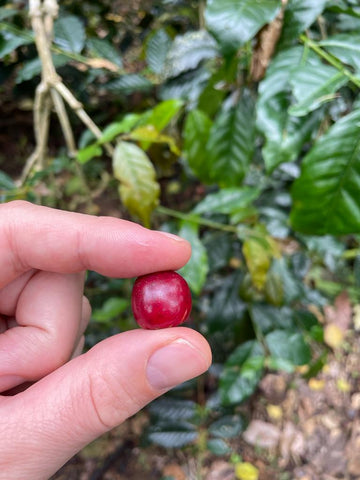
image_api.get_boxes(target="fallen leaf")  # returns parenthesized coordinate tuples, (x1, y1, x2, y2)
(324, 291, 352, 332)
(353, 304, 360, 331)
(336, 378, 351, 393)
(308, 378, 325, 391)
(266, 404, 283, 421)
(243, 420, 281, 449)
(324, 323, 344, 349)
(235, 462, 259, 480)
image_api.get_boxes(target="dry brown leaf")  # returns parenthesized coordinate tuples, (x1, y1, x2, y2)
(250, 0, 288, 81)
(243, 420, 281, 449)
(324, 291, 352, 332)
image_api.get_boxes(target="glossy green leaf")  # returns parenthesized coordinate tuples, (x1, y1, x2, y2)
(183, 109, 213, 184)
(281, 0, 328, 44)
(54, 15, 85, 53)
(220, 340, 265, 405)
(193, 187, 260, 215)
(147, 421, 198, 448)
(205, 0, 281, 54)
(209, 415, 245, 439)
(250, 304, 295, 335)
(87, 37, 123, 67)
(149, 398, 197, 421)
(290, 108, 360, 234)
(178, 221, 209, 295)
(160, 67, 211, 104)
(289, 64, 347, 116)
(113, 141, 160, 227)
(265, 329, 311, 366)
(146, 28, 172, 74)
(107, 74, 153, 95)
(0, 8, 18, 21)
(207, 93, 255, 187)
(257, 46, 321, 172)
(320, 33, 360, 75)
(163, 30, 218, 79)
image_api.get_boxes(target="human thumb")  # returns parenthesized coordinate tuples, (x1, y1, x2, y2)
(0, 328, 211, 480)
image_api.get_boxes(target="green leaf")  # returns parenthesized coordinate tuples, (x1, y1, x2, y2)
(0, 8, 18, 21)
(281, 0, 328, 45)
(149, 398, 197, 421)
(15, 54, 69, 83)
(146, 28, 172, 74)
(87, 37, 123, 67)
(113, 141, 160, 227)
(207, 438, 232, 455)
(147, 421, 198, 448)
(106, 74, 153, 95)
(205, 0, 281, 55)
(0, 32, 33, 59)
(163, 30, 219, 79)
(160, 67, 211, 104)
(0, 170, 15, 189)
(140, 99, 184, 133)
(208, 415, 245, 439)
(257, 46, 321, 172)
(207, 93, 255, 187)
(77, 143, 102, 164)
(128, 126, 180, 155)
(320, 33, 360, 76)
(265, 329, 311, 366)
(92, 297, 129, 323)
(289, 63, 347, 116)
(178, 221, 209, 295)
(250, 304, 295, 335)
(220, 340, 265, 405)
(183, 109, 213, 184)
(193, 187, 260, 215)
(54, 15, 85, 53)
(290, 108, 360, 234)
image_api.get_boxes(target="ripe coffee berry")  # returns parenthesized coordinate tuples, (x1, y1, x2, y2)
(131, 271, 192, 329)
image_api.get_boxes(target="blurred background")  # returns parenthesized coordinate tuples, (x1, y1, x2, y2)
(1, 1, 360, 478)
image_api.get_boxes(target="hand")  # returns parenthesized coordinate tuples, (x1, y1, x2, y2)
(0, 201, 211, 480)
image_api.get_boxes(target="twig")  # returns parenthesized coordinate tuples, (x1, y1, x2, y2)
(18, 0, 114, 186)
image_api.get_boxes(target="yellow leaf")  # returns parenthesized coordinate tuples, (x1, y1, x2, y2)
(353, 304, 360, 331)
(324, 323, 344, 349)
(235, 462, 259, 480)
(243, 237, 271, 290)
(308, 378, 325, 391)
(266, 404, 283, 421)
(337, 378, 351, 393)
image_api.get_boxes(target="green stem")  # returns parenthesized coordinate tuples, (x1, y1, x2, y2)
(300, 34, 360, 89)
(156, 205, 238, 233)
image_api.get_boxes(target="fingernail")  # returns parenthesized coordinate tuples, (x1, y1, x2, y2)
(157, 231, 185, 242)
(146, 339, 210, 391)
(0, 375, 26, 392)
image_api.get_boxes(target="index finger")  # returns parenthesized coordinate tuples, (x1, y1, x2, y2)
(0, 201, 191, 287)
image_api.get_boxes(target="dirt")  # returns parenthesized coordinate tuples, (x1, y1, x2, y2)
(51, 328, 360, 480)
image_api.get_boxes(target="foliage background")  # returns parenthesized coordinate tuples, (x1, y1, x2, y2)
(1, 0, 360, 478)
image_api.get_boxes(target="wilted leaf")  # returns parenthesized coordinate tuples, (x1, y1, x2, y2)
(128, 125, 180, 155)
(242, 420, 281, 449)
(113, 141, 160, 227)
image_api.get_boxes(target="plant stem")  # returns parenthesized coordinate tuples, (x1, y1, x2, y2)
(156, 205, 238, 233)
(300, 34, 360, 89)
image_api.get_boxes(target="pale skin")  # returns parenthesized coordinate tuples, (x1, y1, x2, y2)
(0, 201, 212, 479)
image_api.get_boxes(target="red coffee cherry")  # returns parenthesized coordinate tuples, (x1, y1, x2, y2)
(131, 271, 192, 329)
